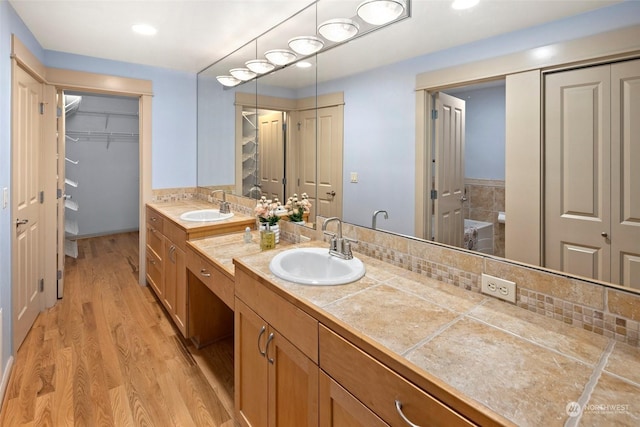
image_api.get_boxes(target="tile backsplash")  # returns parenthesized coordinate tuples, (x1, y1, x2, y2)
(153, 188, 640, 348)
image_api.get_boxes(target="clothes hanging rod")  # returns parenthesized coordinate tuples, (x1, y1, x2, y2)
(72, 109, 139, 118)
(66, 130, 139, 138)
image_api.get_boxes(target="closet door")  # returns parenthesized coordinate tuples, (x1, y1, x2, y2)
(544, 65, 611, 282)
(611, 59, 640, 289)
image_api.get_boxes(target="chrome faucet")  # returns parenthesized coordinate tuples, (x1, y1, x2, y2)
(211, 190, 231, 214)
(372, 210, 389, 230)
(322, 217, 358, 260)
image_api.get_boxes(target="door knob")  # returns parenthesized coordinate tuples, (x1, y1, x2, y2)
(601, 232, 608, 238)
(326, 191, 336, 197)
(16, 219, 29, 226)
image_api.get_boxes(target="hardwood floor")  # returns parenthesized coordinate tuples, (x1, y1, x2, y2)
(0, 232, 237, 426)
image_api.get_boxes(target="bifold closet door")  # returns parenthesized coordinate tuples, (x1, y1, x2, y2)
(544, 64, 611, 282)
(611, 59, 640, 289)
(545, 59, 640, 288)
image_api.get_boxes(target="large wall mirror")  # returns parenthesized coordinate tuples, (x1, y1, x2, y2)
(197, 1, 639, 293)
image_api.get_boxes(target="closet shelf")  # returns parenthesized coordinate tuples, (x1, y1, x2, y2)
(64, 199, 79, 211)
(65, 178, 78, 188)
(65, 157, 79, 165)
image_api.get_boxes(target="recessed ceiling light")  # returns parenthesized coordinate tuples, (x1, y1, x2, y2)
(452, 0, 479, 10)
(132, 23, 157, 36)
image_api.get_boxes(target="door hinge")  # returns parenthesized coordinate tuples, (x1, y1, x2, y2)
(297, 178, 300, 186)
(282, 178, 286, 185)
(431, 189, 438, 200)
(56, 107, 62, 118)
(57, 188, 63, 199)
(282, 123, 287, 132)
(39, 102, 45, 115)
(57, 270, 63, 280)
(39, 191, 44, 204)
(431, 109, 438, 120)
(39, 278, 44, 292)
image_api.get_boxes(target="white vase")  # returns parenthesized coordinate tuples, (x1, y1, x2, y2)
(260, 223, 280, 243)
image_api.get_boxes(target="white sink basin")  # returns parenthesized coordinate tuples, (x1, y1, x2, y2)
(179, 209, 234, 222)
(269, 248, 365, 286)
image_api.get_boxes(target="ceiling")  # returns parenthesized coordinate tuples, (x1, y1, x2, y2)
(9, 0, 621, 75)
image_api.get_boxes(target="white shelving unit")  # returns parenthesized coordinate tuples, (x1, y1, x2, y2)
(241, 110, 259, 197)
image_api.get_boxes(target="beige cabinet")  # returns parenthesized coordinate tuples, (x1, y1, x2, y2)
(235, 269, 319, 427)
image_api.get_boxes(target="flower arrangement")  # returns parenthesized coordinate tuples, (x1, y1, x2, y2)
(284, 193, 312, 222)
(254, 196, 282, 226)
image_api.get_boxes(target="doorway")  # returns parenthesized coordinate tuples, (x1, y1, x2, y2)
(427, 79, 506, 257)
(62, 92, 140, 250)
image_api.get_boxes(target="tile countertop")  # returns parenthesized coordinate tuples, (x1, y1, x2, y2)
(147, 200, 255, 231)
(225, 241, 640, 427)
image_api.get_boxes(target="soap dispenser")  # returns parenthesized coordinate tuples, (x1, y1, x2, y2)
(243, 227, 252, 243)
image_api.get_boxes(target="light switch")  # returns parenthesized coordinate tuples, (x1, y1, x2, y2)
(350, 172, 358, 183)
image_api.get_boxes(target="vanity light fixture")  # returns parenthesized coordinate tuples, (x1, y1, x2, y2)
(296, 61, 313, 69)
(229, 67, 257, 81)
(288, 36, 325, 55)
(264, 49, 297, 66)
(318, 18, 360, 42)
(357, 0, 406, 25)
(451, 0, 479, 10)
(216, 75, 241, 87)
(245, 59, 275, 74)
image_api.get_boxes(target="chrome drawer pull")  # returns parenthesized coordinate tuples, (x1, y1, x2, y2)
(265, 333, 275, 364)
(395, 400, 420, 427)
(257, 326, 267, 356)
(200, 269, 211, 278)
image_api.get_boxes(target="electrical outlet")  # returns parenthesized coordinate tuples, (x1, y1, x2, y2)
(481, 274, 516, 303)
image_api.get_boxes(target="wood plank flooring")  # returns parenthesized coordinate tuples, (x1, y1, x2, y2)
(0, 232, 237, 426)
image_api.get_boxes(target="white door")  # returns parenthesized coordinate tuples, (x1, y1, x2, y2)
(12, 64, 44, 350)
(296, 106, 343, 221)
(433, 92, 466, 248)
(56, 90, 66, 298)
(610, 59, 640, 289)
(545, 65, 611, 281)
(259, 111, 284, 201)
(316, 105, 343, 219)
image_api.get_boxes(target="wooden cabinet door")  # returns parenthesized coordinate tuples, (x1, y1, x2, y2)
(165, 241, 187, 337)
(268, 331, 319, 427)
(235, 299, 269, 427)
(146, 223, 164, 298)
(319, 372, 388, 427)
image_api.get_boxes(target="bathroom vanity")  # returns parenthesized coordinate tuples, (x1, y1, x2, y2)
(146, 200, 639, 426)
(144, 201, 254, 338)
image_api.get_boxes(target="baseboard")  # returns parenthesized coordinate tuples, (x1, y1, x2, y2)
(0, 356, 15, 408)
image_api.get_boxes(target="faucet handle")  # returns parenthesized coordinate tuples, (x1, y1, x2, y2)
(343, 236, 358, 244)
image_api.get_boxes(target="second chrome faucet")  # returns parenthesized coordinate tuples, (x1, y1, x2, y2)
(322, 217, 358, 260)
(211, 190, 231, 214)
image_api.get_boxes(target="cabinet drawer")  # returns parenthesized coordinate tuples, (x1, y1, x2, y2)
(319, 326, 476, 427)
(147, 223, 164, 259)
(164, 220, 187, 251)
(146, 207, 164, 234)
(186, 248, 234, 309)
(236, 268, 318, 363)
(146, 248, 163, 297)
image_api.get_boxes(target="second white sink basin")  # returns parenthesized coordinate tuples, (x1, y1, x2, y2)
(269, 247, 365, 286)
(179, 209, 234, 222)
